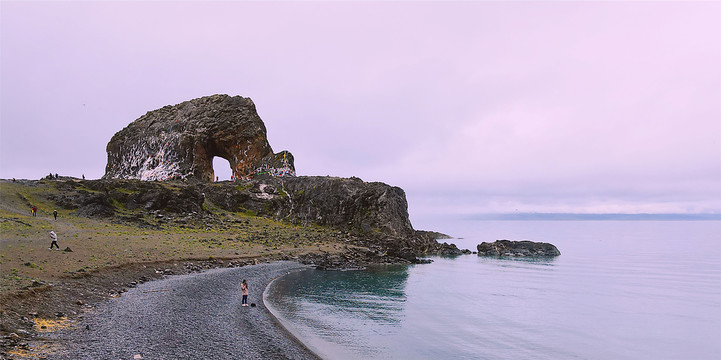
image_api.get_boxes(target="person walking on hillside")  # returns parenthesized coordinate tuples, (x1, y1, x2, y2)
(241, 280, 249, 307)
(49, 231, 59, 250)
(31, 206, 37, 217)
(53, 210, 58, 220)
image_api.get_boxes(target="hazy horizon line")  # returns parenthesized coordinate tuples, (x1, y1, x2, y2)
(463, 213, 721, 221)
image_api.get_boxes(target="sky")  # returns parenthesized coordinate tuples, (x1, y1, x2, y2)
(1, 1, 719, 224)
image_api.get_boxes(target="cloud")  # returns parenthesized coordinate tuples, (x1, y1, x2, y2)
(1, 1, 718, 218)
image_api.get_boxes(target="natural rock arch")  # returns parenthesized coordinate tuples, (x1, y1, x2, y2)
(103, 94, 295, 181)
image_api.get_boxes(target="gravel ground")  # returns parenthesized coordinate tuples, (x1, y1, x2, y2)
(51, 261, 320, 360)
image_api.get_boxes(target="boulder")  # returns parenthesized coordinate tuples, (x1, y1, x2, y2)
(435, 242, 466, 256)
(103, 94, 295, 181)
(477, 240, 560, 257)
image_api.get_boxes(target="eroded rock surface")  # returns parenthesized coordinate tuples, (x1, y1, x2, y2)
(103, 94, 294, 181)
(477, 240, 561, 257)
(46, 178, 448, 263)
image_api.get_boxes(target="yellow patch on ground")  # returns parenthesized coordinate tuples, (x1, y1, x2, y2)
(8, 343, 64, 359)
(33, 317, 74, 332)
(7, 348, 31, 357)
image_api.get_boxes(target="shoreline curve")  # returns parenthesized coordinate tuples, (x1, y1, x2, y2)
(264, 268, 326, 359)
(49, 261, 322, 359)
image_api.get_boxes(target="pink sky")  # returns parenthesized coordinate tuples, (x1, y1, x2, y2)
(1, 1, 719, 221)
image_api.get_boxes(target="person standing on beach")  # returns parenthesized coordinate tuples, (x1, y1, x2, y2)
(49, 231, 59, 250)
(53, 210, 58, 220)
(241, 280, 249, 307)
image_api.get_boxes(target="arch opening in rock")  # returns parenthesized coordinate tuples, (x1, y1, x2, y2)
(212, 157, 233, 181)
(103, 94, 296, 181)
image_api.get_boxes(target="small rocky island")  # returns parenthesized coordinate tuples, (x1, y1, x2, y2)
(477, 240, 561, 257)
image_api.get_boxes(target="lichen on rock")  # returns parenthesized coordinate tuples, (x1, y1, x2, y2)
(103, 94, 295, 181)
(477, 240, 561, 257)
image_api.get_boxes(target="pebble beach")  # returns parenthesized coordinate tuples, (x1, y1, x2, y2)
(51, 262, 320, 360)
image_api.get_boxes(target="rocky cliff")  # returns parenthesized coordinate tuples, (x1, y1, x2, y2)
(48, 178, 445, 263)
(103, 95, 294, 181)
(96, 94, 455, 263)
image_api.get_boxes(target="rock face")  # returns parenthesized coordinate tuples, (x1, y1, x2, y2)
(434, 242, 465, 256)
(477, 240, 561, 257)
(90, 94, 454, 265)
(103, 94, 295, 181)
(48, 178, 447, 263)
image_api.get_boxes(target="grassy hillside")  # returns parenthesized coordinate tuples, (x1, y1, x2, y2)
(0, 179, 348, 296)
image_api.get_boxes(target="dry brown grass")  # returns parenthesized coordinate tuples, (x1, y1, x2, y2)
(1, 179, 353, 358)
(0, 179, 345, 297)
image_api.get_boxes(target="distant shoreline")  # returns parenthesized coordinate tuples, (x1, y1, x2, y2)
(464, 213, 721, 221)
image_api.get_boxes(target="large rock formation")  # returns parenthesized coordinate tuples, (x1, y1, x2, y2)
(477, 240, 561, 257)
(103, 94, 294, 181)
(93, 95, 457, 265)
(48, 177, 448, 262)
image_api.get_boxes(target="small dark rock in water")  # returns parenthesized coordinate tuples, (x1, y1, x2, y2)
(435, 242, 467, 256)
(477, 240, 561, 257)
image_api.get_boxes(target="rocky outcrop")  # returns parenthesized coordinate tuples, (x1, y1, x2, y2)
(477, 240, 561, 257)
(416, 230, 452, 241)
(298, 247, 404, 270)
(103, 95, 294, 181)
(87, 94, 457, 265)
(47, 178, 445, 262)
(197, 176, 419, 236)
(50, 179, 204, 219)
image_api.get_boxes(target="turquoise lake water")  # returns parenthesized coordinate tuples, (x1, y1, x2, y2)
(265, 220, 721, 359)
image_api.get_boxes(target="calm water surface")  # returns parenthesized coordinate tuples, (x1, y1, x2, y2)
(265, 221, 721, 359)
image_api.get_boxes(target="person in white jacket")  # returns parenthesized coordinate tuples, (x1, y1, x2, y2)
(49, 231, 59, 250)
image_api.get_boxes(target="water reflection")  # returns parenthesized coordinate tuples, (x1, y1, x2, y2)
(478, 255, 558, 270)
(271, 265, 409, 323)
(268, 221, 721, 360)
(267, 266, 411, 358)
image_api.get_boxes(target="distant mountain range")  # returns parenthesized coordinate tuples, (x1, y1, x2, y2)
(466, 213, 721, 221)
